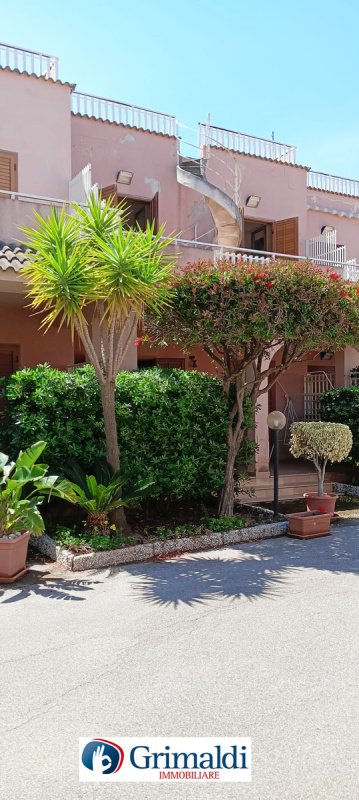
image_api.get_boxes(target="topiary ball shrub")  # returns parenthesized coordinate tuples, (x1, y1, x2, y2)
(0, 364, 255, 501)
(290, 420, 352, 496)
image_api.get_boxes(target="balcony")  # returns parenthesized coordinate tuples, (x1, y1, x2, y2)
(198, 122, 297, 164)
(0, 189, 74, 248)
(307, 170, 359, 198)
(1, 190, 358, 283)
(169, 237, 359, 281)
(72, 92, 177, 137)
(0, 41, 58, 80)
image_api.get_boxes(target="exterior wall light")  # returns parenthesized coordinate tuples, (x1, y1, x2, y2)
(321, 225, 335, 235)
(246, 195, 261, 208)
(320, 351, 334, 360)
(116, 170, 134, 185)
(267, 410, 286, 516)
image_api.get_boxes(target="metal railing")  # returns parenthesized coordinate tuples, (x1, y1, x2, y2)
(170, 238, 359, 280)
(198, 123, 297, 164)
(307, 170, 359, 197)
(0, 41, 58, 80)
(72, 92, 177, 136)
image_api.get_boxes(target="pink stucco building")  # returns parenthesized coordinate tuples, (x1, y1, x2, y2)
(1, 42, 359, 494)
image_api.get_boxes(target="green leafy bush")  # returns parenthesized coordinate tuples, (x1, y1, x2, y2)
(320, 386, 359, 468)
(0, 365, 255, 500)
(54, 525, 139, 551)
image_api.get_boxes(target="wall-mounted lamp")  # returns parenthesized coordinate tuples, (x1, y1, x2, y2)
(321, 225, 335, 235)
(246, 195, 261, 208)
(116, 170, 134, 185)
(320, 351, 334, 360)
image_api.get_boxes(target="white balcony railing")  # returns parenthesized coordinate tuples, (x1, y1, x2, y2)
(72, 92, 177, 137)
(307, 170, 359, 197)
(170, 238, 359, 281)
(0, 41, 58, 80)
(198, 123, 297, 164)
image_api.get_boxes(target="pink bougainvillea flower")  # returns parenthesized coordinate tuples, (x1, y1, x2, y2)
(340, 291, 346, 298)
(266, 281, 273, 288)
(135, 337, 143, 347)
(329, 272, 340, 279)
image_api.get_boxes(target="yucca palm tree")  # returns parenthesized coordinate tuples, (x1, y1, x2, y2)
(22, 192, 175, 530)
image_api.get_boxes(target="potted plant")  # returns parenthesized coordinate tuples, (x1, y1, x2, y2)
(289, 421, 352, 521)
(0, 441, 72, 583)
(285, 510, 333, 539)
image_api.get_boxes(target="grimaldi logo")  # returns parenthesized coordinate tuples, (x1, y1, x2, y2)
(79, 737, 251, 782)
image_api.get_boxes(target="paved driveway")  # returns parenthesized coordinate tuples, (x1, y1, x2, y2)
(1, 521, 358, 800)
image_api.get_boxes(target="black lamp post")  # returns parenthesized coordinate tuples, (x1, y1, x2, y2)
(267, 410, 286, 516)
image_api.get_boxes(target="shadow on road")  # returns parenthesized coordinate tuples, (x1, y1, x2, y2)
(121, 525, 359, 608)
(1, 524, 357, 607)
(0, 568, 101, 604)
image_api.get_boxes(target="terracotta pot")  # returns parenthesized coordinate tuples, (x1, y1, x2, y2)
(286, 511, 332, 539)
(304, 492, 338, 516)
(0, 531, 30, 583)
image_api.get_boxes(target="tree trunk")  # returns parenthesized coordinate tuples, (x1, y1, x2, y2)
(218, 442, 238, 517)
(218, 377, 247, 518)
(317, 470, 325, 498)
(100, 380, 128, 532)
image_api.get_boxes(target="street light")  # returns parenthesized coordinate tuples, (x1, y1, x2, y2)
(267, 410, 286, 517)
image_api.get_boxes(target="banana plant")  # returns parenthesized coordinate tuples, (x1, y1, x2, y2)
(0, 441, 75, 538)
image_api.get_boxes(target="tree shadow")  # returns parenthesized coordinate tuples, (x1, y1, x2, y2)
(117, 524, 358, 608)
(0, 568, 101, 603)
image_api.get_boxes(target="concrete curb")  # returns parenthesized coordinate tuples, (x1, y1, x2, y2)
(31, 521, 288, 572)
(31, 533, 74, 569)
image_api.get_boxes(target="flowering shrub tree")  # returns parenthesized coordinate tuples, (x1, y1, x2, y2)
(290, 422, 352, 496)
(146, 259, 359, 516)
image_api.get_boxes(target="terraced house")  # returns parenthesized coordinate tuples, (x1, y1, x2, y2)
(1, 41, 359, 497)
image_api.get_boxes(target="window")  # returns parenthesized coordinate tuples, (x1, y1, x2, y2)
(0, 150, 18, 192)
(0, 345, 19, 377)
(138, 358, 185, 370)
(101, 186, 159, 232)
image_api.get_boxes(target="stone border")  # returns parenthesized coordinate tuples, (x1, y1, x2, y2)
(31, 533, 74, 570)
(31, 520, 288, 572)
(333, 482, 359, 497)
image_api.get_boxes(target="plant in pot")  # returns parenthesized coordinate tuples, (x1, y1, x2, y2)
(0, 441, 73, 583)
(286, 422, 352, 538)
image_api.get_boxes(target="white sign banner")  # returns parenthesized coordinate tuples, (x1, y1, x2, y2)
(79, 737, 252, 782)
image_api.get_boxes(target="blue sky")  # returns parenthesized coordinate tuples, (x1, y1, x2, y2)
(2, 0, 359, 177)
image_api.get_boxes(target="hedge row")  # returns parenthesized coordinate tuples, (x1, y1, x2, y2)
(320, 386, 359, 468)
(0, 365, 254, 500)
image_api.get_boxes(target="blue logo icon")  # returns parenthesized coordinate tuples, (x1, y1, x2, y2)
(81, 739, 124, 775)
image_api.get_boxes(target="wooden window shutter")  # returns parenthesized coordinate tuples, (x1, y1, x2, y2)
(272, 216, 299, 256)
(0, 150, 18, 192)
(100, 184, 118, 205)
(0, 346, 19, 377)
(148, 192, 159, 233)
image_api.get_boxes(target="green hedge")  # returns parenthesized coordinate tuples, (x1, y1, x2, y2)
(320, 386, 359, 468)
(0, 365, 254, 500)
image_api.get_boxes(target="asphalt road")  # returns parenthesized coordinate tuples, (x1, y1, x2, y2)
(1, 522, 358, 800)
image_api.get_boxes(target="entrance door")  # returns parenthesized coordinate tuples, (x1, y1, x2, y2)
(101, 186, 159, 232)
(272, 217, 299, 255)
(0, 345, 19, 377)
(304, 371, 334, 420)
